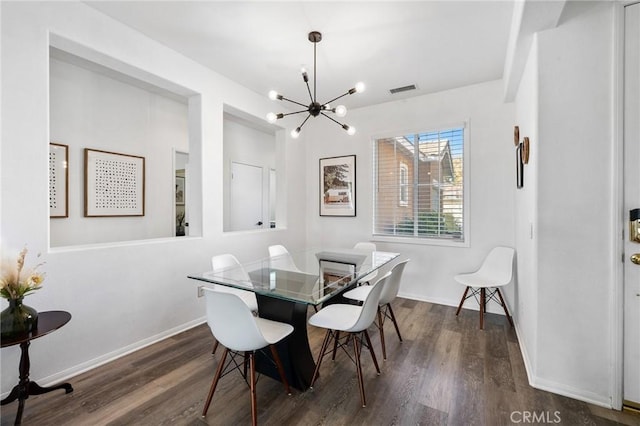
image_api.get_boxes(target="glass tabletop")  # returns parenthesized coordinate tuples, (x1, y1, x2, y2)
(188, 248, 399, 305)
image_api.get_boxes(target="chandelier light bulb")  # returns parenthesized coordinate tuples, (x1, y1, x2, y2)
(266, 112, 277, 123)
(268, 90, 279, 101)
(347, 126, 356, 136)
(291, 128, 301, 139)
(335, 105, 347, 117)
(355, 82, 366, 93)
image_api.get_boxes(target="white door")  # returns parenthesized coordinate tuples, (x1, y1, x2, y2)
(230, 162, 264, 231)
(624, 1, 640, 409)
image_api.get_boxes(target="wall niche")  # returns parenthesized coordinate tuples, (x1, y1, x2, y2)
(49, 47, 191, 247)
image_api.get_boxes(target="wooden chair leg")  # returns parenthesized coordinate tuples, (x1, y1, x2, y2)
(202, 347, 228, 417)
(311, 330, 332, 388)
(249, 352, 257, 426)
(496, 288, 514, 327)
(353, 332, 366, 407)
(363, 330, 380, 375)
(269, 345, 291, 395)
(332, 331, 340, 361)
(387, 304, 403, 342)
(211, 339, 219, 355)
(480, 287, 486, 329)
(377, 308, 387, 360)
(456, 286, 470, 316)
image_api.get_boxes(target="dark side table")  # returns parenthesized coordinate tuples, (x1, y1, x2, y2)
(1, 311, 73, 425)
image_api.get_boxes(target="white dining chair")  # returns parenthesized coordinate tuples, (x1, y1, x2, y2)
(454, 246, 515, 329)
(201, 288, 293, 425)
(343, 259, 410, 360)
(268, 244, 302, 272)
(211, 254, 258, 311)
(308, 271, 391, 407)
(209, 254, 259, 354)
(353, 242, 377, 285)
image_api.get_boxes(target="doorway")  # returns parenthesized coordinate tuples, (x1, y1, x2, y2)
(623, 1, 640, 410)
(175, 150, 189, 237)
(229, 162, 264, 232)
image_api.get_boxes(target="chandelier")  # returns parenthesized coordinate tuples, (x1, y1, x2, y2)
(266, 31, 365, 138)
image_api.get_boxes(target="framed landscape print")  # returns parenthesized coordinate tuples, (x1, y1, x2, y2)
(319, 155, 356, 217)
(49, 143, 69, 218)
(84, 148, 145, 217)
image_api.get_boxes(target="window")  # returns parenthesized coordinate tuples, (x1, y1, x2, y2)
(373, 126, 466, 243)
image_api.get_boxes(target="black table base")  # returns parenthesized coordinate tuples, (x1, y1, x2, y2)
(255, 295, 316, 390)
(253, 282, 361, 391)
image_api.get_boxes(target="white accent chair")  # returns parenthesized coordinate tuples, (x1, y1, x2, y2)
(353, 242, 377, 285)
(201, 288, 293, 425)
(209, 254, 259, 354)
(308, 271, 391, 407)
(343, 259, 410, 360)
(454, 246, 515, 329)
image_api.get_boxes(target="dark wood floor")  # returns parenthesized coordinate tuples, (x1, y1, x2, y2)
(2, 299, 639, 425)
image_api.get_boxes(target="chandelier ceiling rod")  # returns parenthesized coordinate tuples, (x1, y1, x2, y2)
(266, 31, 365, 139)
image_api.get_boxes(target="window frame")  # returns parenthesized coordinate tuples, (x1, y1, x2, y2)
(371, 122, 470, 247)
(398, 162, 409, 207)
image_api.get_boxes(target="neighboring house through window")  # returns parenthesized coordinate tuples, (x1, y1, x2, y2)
(373, 125, 467, 244)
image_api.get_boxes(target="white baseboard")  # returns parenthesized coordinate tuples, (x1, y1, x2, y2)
(531, 376, 613, 409)
(1, 316, 206, 400)
(397, 291, 509, 315)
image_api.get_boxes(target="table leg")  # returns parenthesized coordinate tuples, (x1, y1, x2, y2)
(255, 295, 316, 390)
(1, 341, 73, 425)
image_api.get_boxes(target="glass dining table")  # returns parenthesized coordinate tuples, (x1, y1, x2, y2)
(188, 247, 399, 390)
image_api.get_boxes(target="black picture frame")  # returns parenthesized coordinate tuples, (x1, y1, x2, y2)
(319, 155, 356, 217)
(516, 143, 524, 189)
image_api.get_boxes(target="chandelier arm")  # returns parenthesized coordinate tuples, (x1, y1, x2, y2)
(320, 112, 348, 128)
(280, 96, 310, 109)
(305, 80, 314, 103)
(280, 109, 309, 117)
(297, 114, 312, 131)
(322, 90, 352, 107)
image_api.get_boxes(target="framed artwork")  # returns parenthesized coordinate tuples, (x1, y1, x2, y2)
(175, 176, 185, 205)
(84, 148, 145, 217)
(320, 155, 356, 217)
(49, 143, 69, 218)
(521, 137, 530, 164)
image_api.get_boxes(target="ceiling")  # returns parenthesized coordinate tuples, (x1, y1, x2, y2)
(86, 1, 515, 110)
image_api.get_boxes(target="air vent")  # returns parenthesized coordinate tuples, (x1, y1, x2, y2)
(389, 84, 417, 94)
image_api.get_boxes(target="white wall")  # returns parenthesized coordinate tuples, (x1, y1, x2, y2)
(513, 1, 618, 407)
(49, 57, 189, 246)
(0, 1, 307, 395)
(534, 1, 616, 406)
(303, 80, 516, 310)
(513, 34, 539, 381)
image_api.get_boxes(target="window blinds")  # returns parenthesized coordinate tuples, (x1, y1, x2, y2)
(373, 127, 464, 241)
